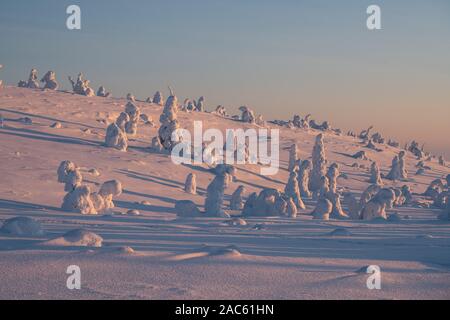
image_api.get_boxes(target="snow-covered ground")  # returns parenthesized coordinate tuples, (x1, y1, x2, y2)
(0, 86, 449, 299)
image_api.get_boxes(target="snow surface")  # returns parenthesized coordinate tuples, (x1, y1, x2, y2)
(0, 86, 449, 299)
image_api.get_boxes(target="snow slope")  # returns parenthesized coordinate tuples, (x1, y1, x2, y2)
(0, 86, 449, 299)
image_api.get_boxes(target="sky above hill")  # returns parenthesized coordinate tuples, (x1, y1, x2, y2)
(1, 0, 449, 157)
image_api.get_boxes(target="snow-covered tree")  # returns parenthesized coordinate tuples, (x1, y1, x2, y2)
(310, 134, 327, 191)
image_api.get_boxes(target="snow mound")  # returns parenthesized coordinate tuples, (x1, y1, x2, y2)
(42, 229, 103, 247)
(169, 245, 242, 261)
(208, 245, 241, 257)
(252, 223, 267, 230)
(114, 246, 135, 254)
(50, 121, 62, 128)
(127, 209, 140, 216)
(328, 228, 352, 236)
(223, 218, 248, 226)
(416, 234, 434, 239)
(101, 246, 135, 254)
(0, 216, 45, 236)
(88, 168, 100, 177)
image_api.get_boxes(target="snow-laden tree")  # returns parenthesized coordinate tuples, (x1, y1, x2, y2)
(124, 101, 141, 136)
(326, 163, 339, 194)
(286, 197, 298, 218)
(41, 71, 59, 90)
(239, 106, 256, 124)
(68, 73, 94, 96)
(310, 134, 327, 191)
(369, 162, 383, 185)
(18, 68, 40, 88)
(184, 173, 197, 194)
(230, 185, 245, 210)
(126, 93, 136, 102)
(284, 170, 305, 209)
(205, 170, 231, 217)
(288, 144, 298, 172)
(312, 198, 332, 220)
(62, 185, 97, 215)
(242, 192, 257, 216)
(97, 86, 111, 97)
(297, 160, 312, 198)
(153, 91, 164, 105)
(344, 193, 361, 219)
(386, 151, 407, 180)
(360, 188, 396, 220)
(105, 122, 128, 151)
(158, 88, 180, 150)
(57, 160, 82, 192)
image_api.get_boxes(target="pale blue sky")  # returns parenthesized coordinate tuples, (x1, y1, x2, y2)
(1, 0, 449, 156)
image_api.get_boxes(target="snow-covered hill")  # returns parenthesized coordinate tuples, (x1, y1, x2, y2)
(0, 86, 449, 299)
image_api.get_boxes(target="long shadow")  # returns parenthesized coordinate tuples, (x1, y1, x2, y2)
(237, 166, 285, 185)
(0, 198, 174, 223)
(127, 169, 183, 186)
(234, 178, 268, 191)
(342, 171, 372, 184)
(122, 171, 180, 189)
(127, 145, 159, 154)
(117, 169, 208, 195)
(0, 199, 122, 224)
(0, 199, 61, 212)
(0, 108, 104, 130)
(0, 238, 45, 251)
(333, 151, 358, 159)
(122, 189, 178, 205)
(0, 127, 101, 147)
(114, 200, 175, 214)
(3, 125, 101, 145)
(181, 163, 213, 174)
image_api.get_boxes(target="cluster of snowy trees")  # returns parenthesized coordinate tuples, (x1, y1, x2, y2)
(57, 160, 122, 215)
(173, 132, 425, 221)
(18, 68, 59, 90)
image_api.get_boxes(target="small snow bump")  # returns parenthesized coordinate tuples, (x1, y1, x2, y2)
(88, 168, 100, 177)
(42, 229, 103, 247)
(50, 121, 62, 128)
(416, 234, 433, 239)
(328, 228, 351, 236)
(104, 246, 135, 254)
(355, 265, 371, 273)
(19, 117, 32, 124)
(252, 223, 266, 230)
(224, 218, 248, 226)
(127, 209, 140, 216)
